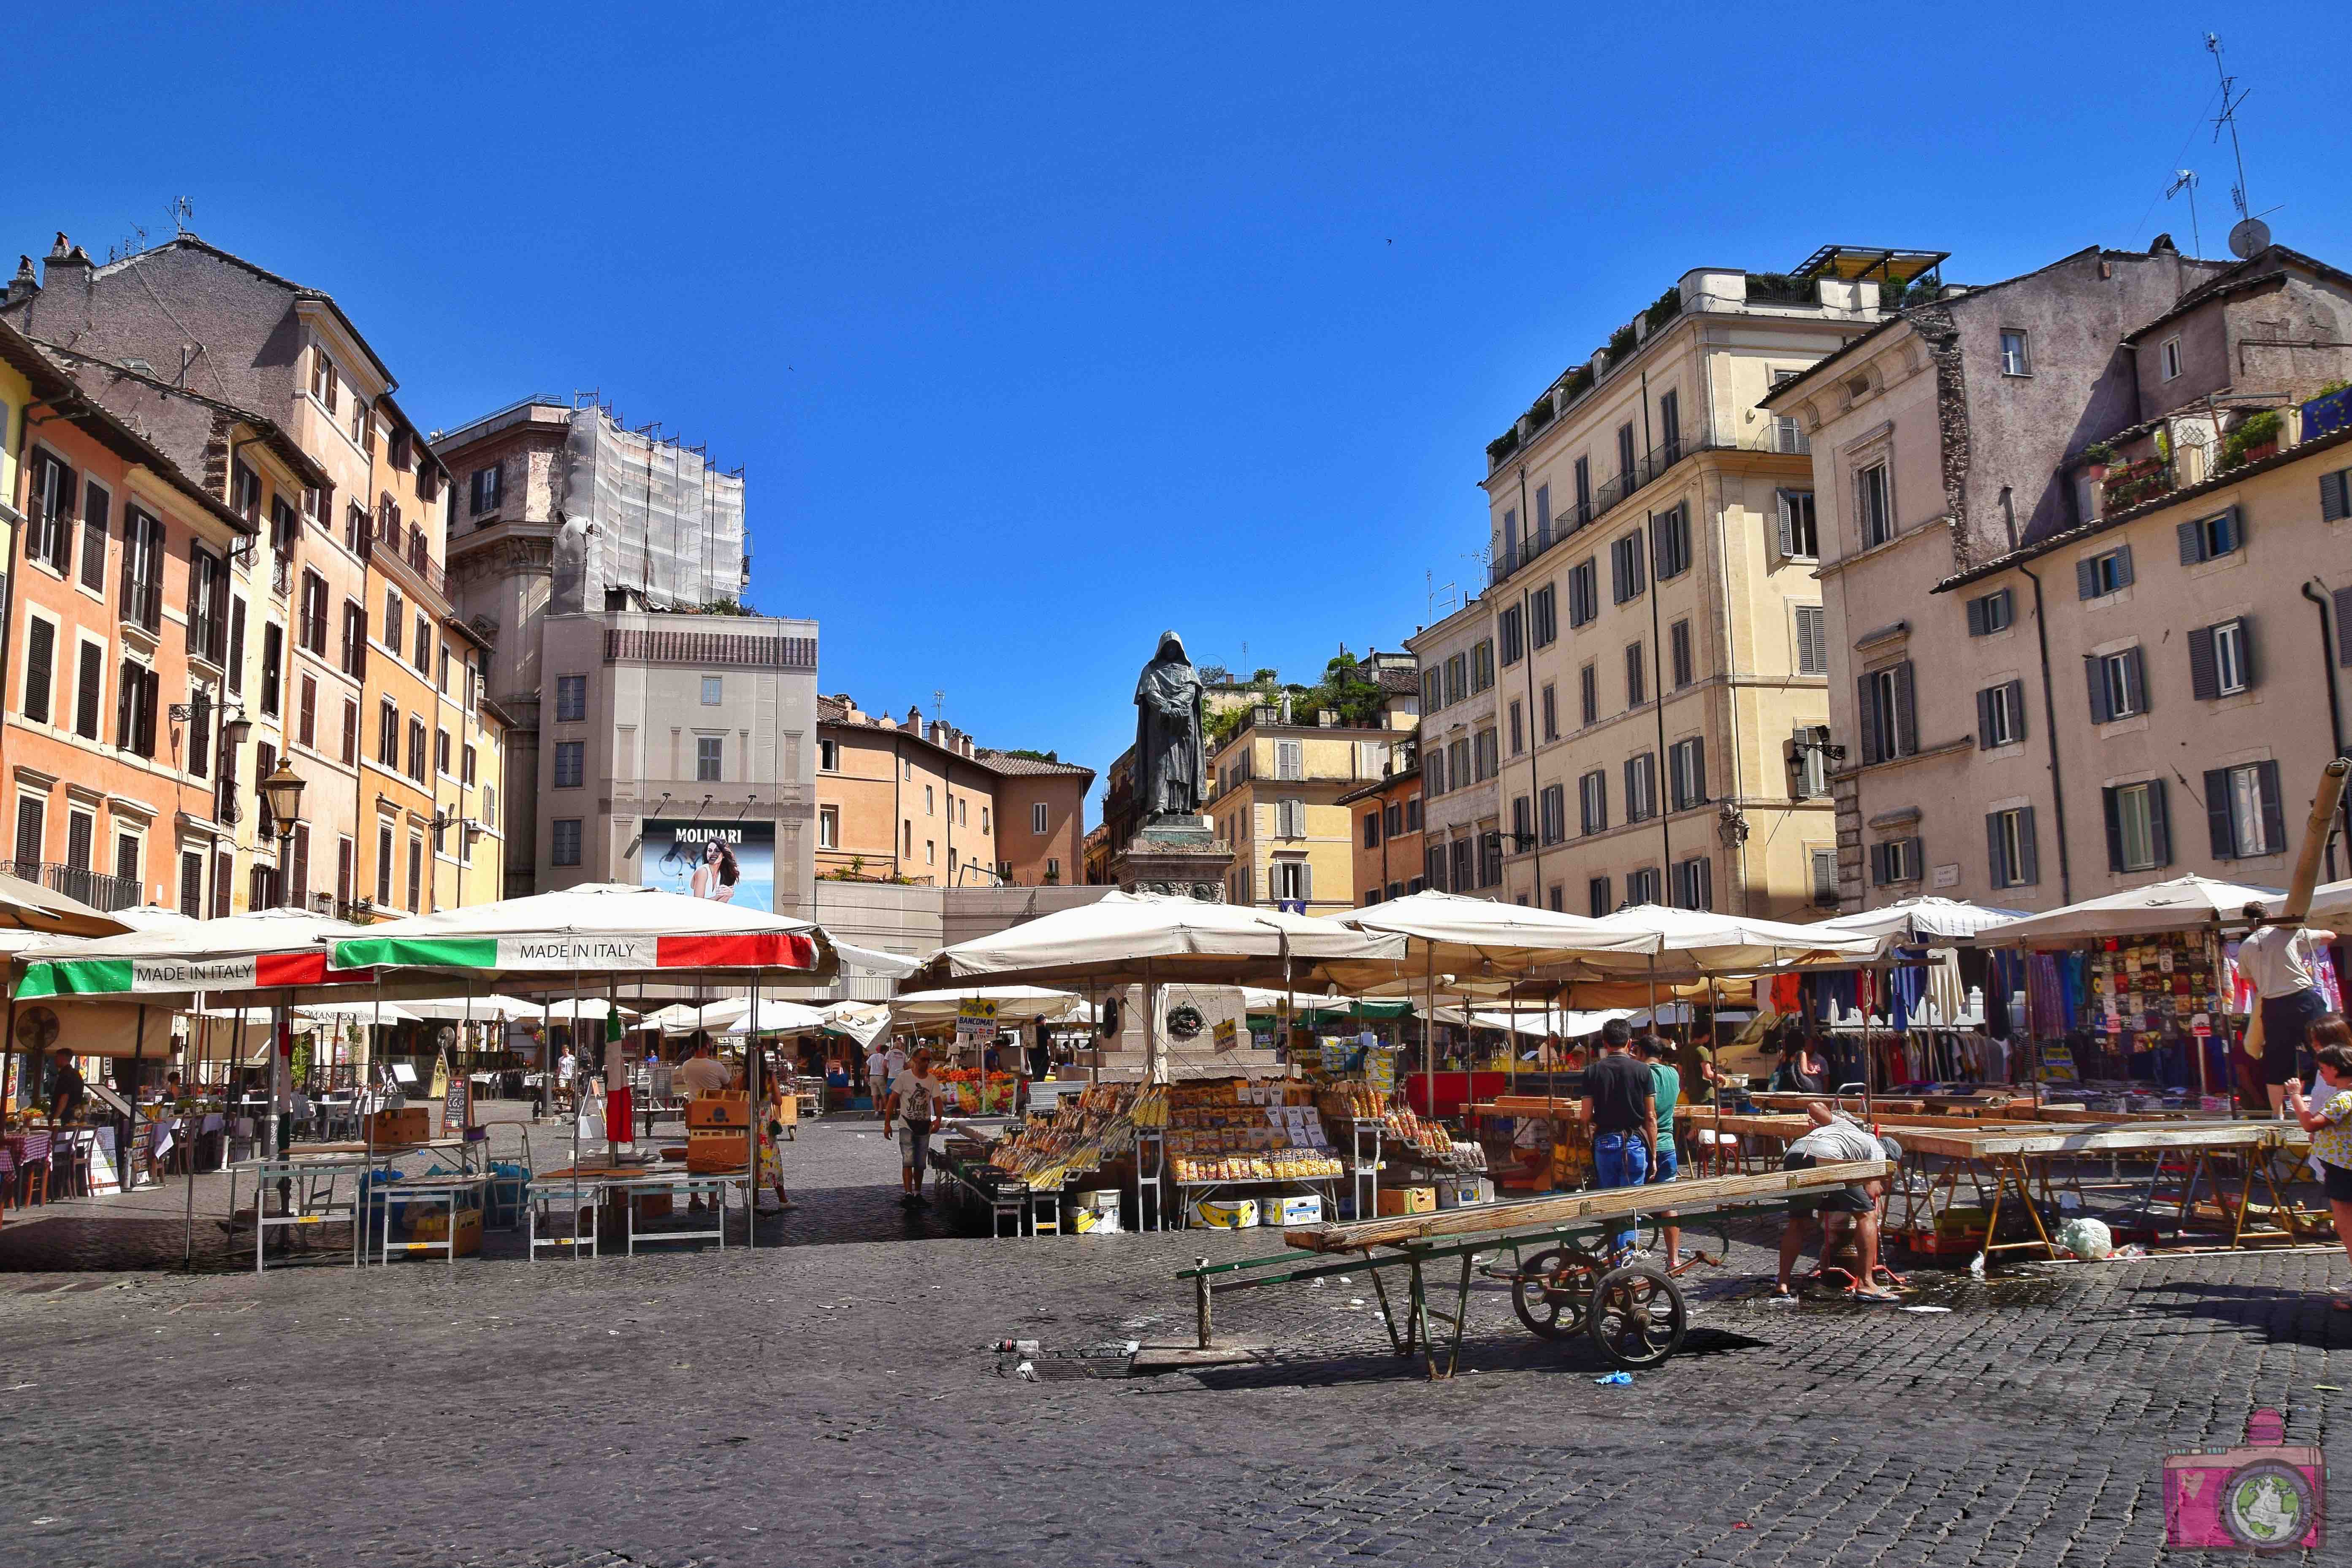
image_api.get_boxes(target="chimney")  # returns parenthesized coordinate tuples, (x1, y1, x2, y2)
(42, 233, 92, 289)
(4, 256, 35, 306)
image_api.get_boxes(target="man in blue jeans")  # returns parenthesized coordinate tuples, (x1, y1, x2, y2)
(1582, 1018, 1656, 1257)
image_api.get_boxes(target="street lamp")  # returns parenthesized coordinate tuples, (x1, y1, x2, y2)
(255, 759, 306, 909)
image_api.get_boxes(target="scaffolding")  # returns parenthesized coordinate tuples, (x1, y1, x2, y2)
(549, 400, 747, 614)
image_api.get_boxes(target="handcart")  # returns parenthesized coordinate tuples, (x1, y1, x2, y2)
(1175, 1160, 1892, 1379)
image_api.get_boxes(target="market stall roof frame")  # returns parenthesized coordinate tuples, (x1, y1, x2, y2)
(1968, 873, 2285, 946)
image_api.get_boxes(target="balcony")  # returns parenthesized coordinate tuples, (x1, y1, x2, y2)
(2087, 398, 2324, 523)
(1, 860, 142, 913)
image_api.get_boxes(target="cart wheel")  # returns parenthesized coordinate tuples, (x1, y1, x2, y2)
(1586, 1264, 1686, 1370)
(1511, 1246, 1602, 1339)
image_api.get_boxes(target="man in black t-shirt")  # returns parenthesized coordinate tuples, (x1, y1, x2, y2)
(1581, 1018, 1655, 1256)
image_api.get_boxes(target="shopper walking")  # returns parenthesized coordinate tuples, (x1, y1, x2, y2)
(1580, 1018, 1654, 1258)
(1635, 1035, 1682, 1270)
(2240, 901, 2338, 1112)
(882, 1046, 946, 1205)
(2283, 1017, 2352, 1311)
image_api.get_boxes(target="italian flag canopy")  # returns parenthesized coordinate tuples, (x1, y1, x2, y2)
(16, 908, 366, 1000)
(328, 884, 833, 981)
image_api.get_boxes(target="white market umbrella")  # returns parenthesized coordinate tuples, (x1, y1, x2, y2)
(328, 883, 836, 984)
(818, 1001, 893, 1048)
(906, 890, 1404, 989)
(110, 904, 199, 932)
(889, 986, 1094, 1026)
(1973, 873, 2284, 946)
(641, 998, 752, 1035)
(1810, 895, 2030, 958)
(1337, 889, 1659, 975)
(1572, 904, 1880, 979)
(16, 907, 364, 1001)
(718, 998, 830, 1035)
(832, 941, 924, 978)
(396, 994, 545, 1022)
(2264, 878, 2352, 927)
(1238, 987, 1357, 1014)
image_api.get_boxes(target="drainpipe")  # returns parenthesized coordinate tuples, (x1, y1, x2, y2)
(2018, 562, 2073, 903)
(1512, 466, 1544, 906)
(2301, 579, 2349, 880)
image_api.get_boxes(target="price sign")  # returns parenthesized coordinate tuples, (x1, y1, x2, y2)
(1212, 1017, 1238, 1053)
(441, 1049, 472, 1135)
(956, 997, 998, 1044)
(1368, 1048, 1395, 1094)
(2038, 1044, 2080, 1084)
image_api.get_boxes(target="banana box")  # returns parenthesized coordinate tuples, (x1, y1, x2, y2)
(1188, 1196, 1259, 1229)
(1070, 1205, 1122, 1235)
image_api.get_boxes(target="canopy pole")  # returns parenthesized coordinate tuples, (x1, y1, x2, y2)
(1423, 942, 1435, 1120)
(364, 977, 382, 1270)
(1143, 959, 1165, 1086)
(746, 969, 760, 1251)
(184, 988, 203, 1268)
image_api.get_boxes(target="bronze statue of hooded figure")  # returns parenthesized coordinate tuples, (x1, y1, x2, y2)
(1133, 630, 1206, 819)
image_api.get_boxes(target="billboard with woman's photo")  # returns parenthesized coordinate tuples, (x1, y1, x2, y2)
(640, 821, 775, 913)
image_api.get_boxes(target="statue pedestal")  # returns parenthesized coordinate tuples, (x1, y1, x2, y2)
(1111, 815, 1233, 902)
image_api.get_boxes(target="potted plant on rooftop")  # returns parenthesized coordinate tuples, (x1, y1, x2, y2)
(2219, 409, 2282, 471)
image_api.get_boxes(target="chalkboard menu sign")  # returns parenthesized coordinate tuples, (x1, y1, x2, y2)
(439, 1049, 472, 1134)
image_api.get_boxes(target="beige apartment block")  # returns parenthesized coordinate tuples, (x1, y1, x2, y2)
(1479, 249, 1940, 918)
(1409, 594, 1500, 895)
(1205, 708, 1406, 913)
(1764, 241, 2352, 912)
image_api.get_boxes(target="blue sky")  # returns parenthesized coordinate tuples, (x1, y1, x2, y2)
(9, 4, 2350, 818)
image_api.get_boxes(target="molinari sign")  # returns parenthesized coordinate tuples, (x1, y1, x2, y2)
(640, 820, 775, 913)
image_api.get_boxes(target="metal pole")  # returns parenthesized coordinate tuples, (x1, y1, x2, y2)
(747, 970, 760, 1249)
(184, 989, 203, 1267)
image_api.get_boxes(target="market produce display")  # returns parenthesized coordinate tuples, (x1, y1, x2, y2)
(1163, 1076, 1341, 1185)
(983, 1082, 1145, 1190)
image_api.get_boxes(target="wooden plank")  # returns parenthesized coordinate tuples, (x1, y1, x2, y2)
(1470, 1098, 1706, 1122)
(1282, 1159, 1894, 1254)
(1893, 1120, 2272, 1159)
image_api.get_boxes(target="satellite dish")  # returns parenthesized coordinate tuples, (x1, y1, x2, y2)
(2228, 218, 2271, 259)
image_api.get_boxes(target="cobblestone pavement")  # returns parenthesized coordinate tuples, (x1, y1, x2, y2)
(0, 1108, 2345, 1566)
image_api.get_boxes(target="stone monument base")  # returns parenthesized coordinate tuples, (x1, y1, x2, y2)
(1110, 815, 1234, 902)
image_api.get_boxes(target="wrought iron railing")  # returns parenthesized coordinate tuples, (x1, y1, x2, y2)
(0, 860, 144, 912)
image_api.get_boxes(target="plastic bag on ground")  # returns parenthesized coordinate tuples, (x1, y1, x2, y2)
(2057, 1216, 2114, 1261)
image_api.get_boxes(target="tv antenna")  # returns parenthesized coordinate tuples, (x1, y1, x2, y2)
(2205, 34, 2272, 257)
(168, 196, 193, 235)
(2164, 169, 2202, 259)
(932, 688, 945, 724)
(1426, 569, 1461, 619)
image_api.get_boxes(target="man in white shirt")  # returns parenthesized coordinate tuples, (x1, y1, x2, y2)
(882, 1047, 945, 1204)
(883, 1040, 909, 1082)
(1774, 1102, 1900, 1303)
(864, 1046, 889, 1102)
(674, 1038, 733, 1096)
(2239, 902, 2338, 1111)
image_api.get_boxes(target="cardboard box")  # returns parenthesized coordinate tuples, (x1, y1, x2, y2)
(1377, 1185, 1436, 1217)
(405, 1206, 482, 1257)
(1187, 1196, 1258, 1229)
(1264, 1193, 1323, 1227)
(1435, 1178, 1492, 1211)
(686, 1093, 751, 1129)
(687, 1127, 751, 1172)
(368, 1108, 432, 1147)
(1070, 1205, 1122, 1235)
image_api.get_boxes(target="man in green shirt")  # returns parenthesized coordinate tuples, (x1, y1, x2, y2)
(1635, 1036, 1681, 1270)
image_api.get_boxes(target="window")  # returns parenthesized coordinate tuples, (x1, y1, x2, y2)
(378, 700, 399, 767)
(26, 450, 73, 572)
(2204, 761, 2284, 860)
(179, 850, 201, 918)
(1273, 859, 1311, 903)
(1573, 456, 1592, 526)
(1588, 877, 1612, 918)
(1858, 662, 1917, 763)
(1447, 739, 1469, 793)
(818, 806, 839, 849)
(259, 623, 282, 717)
(2178, 506, 2242, 564)
(1426, 747, 1446, 796)
(462, 744, 477, 786)
(1385, 802, 1403, 838)
(1625, 867, 1661, 906)
(697, 736, 724, 782)
(407, 835, 423, 912)
(2077, 545, 2134, 598)
(1362, 811, 1381, 849)
(298, 571, 328, 653)
(1508, 699, 1523, 755)
(1674, 854, 1713, 912)
(339, 603, 368, 679)
(2160, 337, 2182, 381)
(337, 836, 354, 909)
(555, 674, 587, 722)
(1565, 560, 1597, 627)
(1534, 482, 1552, 548)
(470, 466, 502, 515)
(1977, 680, 2027, 747)
(1658, 389, 1683, 459)
(1578, 664, 1596, 727)
(1987, 806, 2039, 888)
(436, 728, 452, 778)
(116, 659, 158, 757)
(1531, 584, 1559, 647)
(382, 587, 403, 649)
(1444, 654, 1465, 706)
(2191, 617, 2255, 699)
(1276, 740, 1303, 781)
(1791, 724, 1832, 799)
(1510, 793, 1531, 847)
(114, 831, 139, 890)
(1777, 490, 1818, 559)
(186, 690, 211, 779)
(1477, 830, 1501, 888)
(1857, 461, 1893, 548)
(2086, 647, 2147, 722)
(1420, 668, 1441, 712)
(819, 738, 840, 772)
(1793, 604, 1827, 676)
(1651, 503, 1690, 581)
(1539, 783, 1567, 846)
(311, 348, 339, 411)
(1616, 422, 1637, 486)
(1577, 769, 1607, 835)
(701, 675, 723, 706)
(289, 824, 310, 905)
(79, 479, 110, 591)
(925, 839, 936, 866)
(551, 818, 582, 868)
(1965, 588, 2014, 635)
(407, 718, 426, 781)
(1405, 796, 1420, 832)
(72, 640, 101, 738)
(1474, 727, 1497, 781)
(1810, 847, 1839, 905)
(1668, 737, 1707, 810)
(1499, 605, 1524, 666)
(1670, 619, 1693, 688)
(1542, 682, 1560, 742)
(981, 806, 991, 833)
(22, 618, 53, 723)
(12, 796, 41, 869)
(1624, 752, 1658, 822)
(298, 675, 317, 750)
(2103, 780, 2170, 872)
(120, 508, 164, 630)
(1470, 639, 1494, 693)
(340, 700, 358, 767)
(1870, 836, 1924, 886)
(1610, 531, 1646, 603)
(1624, 642, 1645, 707)
(1501, 506, 1520, 572)
(1999, 329, 2031, 376)
(482, 786, 496, 831)
(413, 614, 431, 672)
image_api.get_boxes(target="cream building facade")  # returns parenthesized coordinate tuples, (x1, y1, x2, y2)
(1408, 595, 1500, 895)
(1480, 252, 1937, 918)
(1205, 709, 1406, 914)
